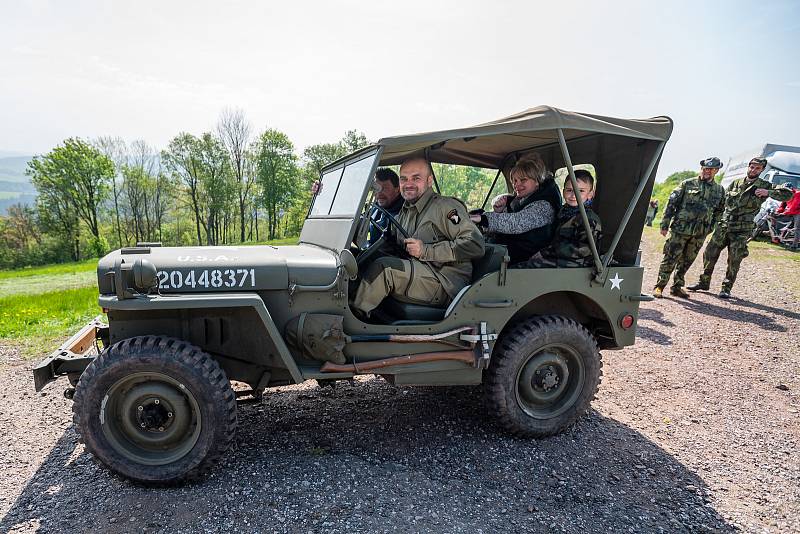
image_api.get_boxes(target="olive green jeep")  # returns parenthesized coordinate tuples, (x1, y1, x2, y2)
(33, 106, 672, 484)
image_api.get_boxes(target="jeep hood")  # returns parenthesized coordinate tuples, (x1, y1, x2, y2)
(97, 245, 339, 295)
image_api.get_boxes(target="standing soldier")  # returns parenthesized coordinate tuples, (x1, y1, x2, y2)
(653, 157, 725, 298)
(688, 157, 792, 298)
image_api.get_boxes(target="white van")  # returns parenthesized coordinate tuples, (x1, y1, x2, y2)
(722, 143, 800, 189)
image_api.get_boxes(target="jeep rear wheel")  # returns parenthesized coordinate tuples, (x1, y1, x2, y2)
(486, 315, 601, 437)
(72, 336, 237, 484)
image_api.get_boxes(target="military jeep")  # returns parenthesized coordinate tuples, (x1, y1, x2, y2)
(33, 106, 672, 484)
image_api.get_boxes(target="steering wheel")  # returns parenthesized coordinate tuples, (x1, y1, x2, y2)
(356, 204, 410, 269)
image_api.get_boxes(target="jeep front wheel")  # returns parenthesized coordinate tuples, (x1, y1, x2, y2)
(485, 315, 601, 437)
(72, 336, 237, 484)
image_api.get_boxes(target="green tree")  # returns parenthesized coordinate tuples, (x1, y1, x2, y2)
(302, 143, 346, 177)
(301, 130, 369, 181)
(217, 108, 254, 242)
(95, 136, 128, 248)
(27, 137, 114, 242)
(434, 164, 494, 208)
(162, 133, 206, 245)
(34, 178, 81, 260)
(197, 133, 235, 245)
(340, 129, 369, 153)
(254, 129, 299, 240)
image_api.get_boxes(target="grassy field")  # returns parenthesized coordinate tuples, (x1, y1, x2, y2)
(0, 258, 98, 297)
(0, 258, 100, 356)
(0, 240, 301, 358)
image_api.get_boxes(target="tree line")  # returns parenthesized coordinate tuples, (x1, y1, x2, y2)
(0, 109, 368, 269)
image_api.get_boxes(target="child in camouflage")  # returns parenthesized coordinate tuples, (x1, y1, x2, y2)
(513, 169, 601, 268)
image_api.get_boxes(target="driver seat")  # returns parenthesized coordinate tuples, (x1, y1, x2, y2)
(377, 244, 509, 324)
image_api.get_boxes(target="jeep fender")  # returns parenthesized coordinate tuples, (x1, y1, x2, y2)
(98, 292, 304, 383)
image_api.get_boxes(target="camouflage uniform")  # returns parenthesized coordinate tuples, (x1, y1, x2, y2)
(655, 177, 724, 290)
(514, 205, 602, 268)
(353, 187, 484, 314)
(698, 177, 792, 292)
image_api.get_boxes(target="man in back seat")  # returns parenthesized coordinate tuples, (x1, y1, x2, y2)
(352, 157, 485, 318)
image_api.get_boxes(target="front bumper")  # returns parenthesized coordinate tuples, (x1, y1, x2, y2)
(32, 316, 108, 391)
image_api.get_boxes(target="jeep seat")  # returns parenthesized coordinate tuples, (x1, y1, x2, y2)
(377, 244, 508, 323)
(470, 243, 508, 282)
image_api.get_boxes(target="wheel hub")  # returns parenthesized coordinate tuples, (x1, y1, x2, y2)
(535, 366, 560, 391)
(136, 398, 174, 432)
(102, 372, 202, 466)
(515, 344, 586, 420)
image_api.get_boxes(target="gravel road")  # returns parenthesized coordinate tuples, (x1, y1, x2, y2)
(1, 240, 798, 533)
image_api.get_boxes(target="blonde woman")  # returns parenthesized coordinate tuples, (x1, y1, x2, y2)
(471, 153, 561, 263)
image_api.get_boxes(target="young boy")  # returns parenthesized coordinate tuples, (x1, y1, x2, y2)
(514, 169, 601, 268)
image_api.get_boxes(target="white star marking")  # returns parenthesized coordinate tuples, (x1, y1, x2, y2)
(609, 272, 623, 290)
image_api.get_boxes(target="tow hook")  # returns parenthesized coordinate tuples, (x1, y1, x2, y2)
(64, 387, 75, 400)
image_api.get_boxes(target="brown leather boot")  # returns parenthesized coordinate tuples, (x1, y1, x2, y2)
(670, 286, 690, 299)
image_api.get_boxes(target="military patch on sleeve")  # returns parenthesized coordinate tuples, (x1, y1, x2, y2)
(447, 209, 461, 224)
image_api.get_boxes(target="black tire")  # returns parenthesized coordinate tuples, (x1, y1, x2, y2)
(72, 336, 237, 484)
(485, 315, 602, 437)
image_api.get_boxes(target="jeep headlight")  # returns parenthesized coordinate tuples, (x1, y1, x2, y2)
(132, 259, 158, 292)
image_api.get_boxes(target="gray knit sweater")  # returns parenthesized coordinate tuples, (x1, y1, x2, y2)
(485, 200, 555, 234)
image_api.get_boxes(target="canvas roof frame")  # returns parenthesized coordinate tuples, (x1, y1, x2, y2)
(318, 106, 673, 270)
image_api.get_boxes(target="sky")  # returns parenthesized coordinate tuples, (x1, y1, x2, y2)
(1, 0, 798, 180)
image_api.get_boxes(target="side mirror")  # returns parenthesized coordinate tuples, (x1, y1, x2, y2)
(339, 250, 358, 280)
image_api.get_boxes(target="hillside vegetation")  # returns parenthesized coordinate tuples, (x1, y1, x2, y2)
(0, 156, 36, 215)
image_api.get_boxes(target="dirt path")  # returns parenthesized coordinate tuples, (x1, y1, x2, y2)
(1, 239, 798, 533)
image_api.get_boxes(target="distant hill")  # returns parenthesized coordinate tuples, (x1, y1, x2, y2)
(0, 156, 33, 183)
(0, 150, 31, 158)
(0, 156, 35, 214)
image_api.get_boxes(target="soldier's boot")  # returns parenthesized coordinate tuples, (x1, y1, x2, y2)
(718, 287, 732, 299)
(670, 286, 690, 299)
(687, 281, 709, 291)
(652, 286, 664, 299)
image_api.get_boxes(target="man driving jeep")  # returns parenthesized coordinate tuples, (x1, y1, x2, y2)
(352, 157, 485, 317)
(368, 168, 403, 245)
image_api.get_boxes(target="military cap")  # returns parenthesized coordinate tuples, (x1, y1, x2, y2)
(700, 157, 723, 169)
(749, 157, 768, 167)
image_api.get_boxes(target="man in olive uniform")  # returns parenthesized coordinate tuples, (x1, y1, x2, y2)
(653, 157, 725, 298)
(688, 157, 792, 298)
(352, 157, 485, 317)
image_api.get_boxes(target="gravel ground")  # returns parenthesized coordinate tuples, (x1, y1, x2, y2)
(1, 239, 798, 533)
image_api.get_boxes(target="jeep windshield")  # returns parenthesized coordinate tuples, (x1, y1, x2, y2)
(309, 150, 379, 217)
